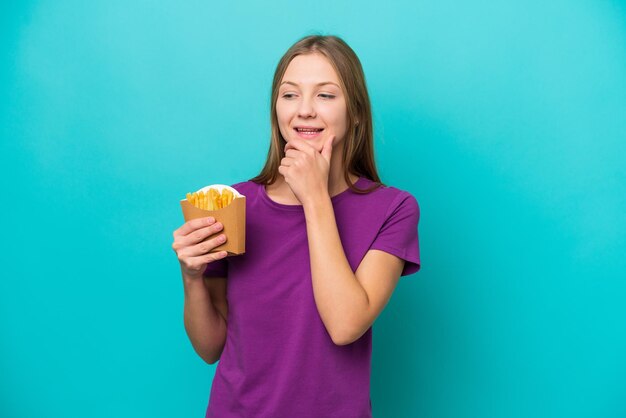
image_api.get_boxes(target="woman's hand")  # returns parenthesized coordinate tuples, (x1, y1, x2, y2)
(278, 135, 335, 205)
(172, 217, 228, 278)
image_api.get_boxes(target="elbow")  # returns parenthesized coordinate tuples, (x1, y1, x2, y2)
(196, 349, 222, 364)
(193, 343, 225, 365)
(331, 336, 355, 346)
(329, 325, 366, 346)
(205, 356, 220, 365)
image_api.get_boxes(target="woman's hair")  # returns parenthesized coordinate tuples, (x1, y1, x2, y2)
(249, 34, 384, 193)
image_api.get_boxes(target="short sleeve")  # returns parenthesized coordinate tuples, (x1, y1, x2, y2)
(203, 258, 228, 278)
(369, 191, 421, 276)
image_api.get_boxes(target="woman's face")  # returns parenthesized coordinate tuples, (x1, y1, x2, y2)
(276, 53, 348, 152)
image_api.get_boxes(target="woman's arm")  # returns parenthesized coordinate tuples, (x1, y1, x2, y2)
(172, 216, 229, 364)
(303, 197, 404, 346)
(278, 136, 405, 346)
(182, 274, 228, 364)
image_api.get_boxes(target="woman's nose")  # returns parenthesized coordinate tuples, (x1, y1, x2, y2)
(297, 97, 316, 118)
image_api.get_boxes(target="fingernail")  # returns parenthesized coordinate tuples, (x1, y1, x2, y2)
(218, 234, 226, 243)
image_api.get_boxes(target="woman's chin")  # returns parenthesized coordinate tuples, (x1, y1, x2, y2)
(286, 133, 338, 153)
(289, 135, 322, 147)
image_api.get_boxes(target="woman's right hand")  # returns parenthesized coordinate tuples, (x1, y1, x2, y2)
(172, 217, 228, 278)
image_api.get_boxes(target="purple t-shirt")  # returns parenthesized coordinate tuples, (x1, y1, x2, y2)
(202, 176, 420, 418)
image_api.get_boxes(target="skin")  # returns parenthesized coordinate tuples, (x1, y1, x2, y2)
(271, 52, 356, 201)
(272, 53, 406, 345)
(172, 53, 406, 360)
(172, 217, 229, 364)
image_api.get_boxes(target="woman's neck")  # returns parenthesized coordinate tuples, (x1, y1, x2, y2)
(328, 170, 359, 196)
(267, 170, 358, 204)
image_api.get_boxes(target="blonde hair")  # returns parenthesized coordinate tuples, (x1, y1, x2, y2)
(250, 34, 383, 193)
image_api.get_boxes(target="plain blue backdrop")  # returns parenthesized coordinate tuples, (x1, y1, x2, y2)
(2, 1, 625, 417)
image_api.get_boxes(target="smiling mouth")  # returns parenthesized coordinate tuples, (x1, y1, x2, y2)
(294, 128, 324, 139)
(294, 128, 324, 133)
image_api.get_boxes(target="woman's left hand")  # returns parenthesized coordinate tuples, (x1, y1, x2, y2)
(278, 135, 335, 206)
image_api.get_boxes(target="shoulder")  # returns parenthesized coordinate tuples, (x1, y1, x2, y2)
(228, 179, 261, 197)
(357, 178, 420, 217)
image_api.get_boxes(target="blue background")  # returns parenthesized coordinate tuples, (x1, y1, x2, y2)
(2, 1, 625, 417)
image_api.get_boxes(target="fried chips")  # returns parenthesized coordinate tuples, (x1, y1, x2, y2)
(186, 187, 235, 210)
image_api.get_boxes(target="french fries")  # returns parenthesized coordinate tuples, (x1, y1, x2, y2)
(185, 187, 235, 210)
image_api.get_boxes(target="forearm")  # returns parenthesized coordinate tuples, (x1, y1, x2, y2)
(182, 274, 227, 364)
(303, 196, 370, 345)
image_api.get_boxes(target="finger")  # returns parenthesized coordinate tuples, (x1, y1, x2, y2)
(174, 216, 216, 237)
(284, 141, 296, 152)
(182, 233, 228, 257)
(285, 138, 314, 154)
(321, 135, 335, 162)
(281, 157, 294, 166)
(183, 251, 228, 274)
(284, 149, 300, 158)
(174, 222, 224, 251)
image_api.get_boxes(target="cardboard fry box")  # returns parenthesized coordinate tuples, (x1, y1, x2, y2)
(180, 185, 246, 255)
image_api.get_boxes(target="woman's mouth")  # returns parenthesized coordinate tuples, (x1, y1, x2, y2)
(294, 127, 324, 139)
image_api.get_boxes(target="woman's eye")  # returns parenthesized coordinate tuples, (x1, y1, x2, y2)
(280, 93, 335, 99)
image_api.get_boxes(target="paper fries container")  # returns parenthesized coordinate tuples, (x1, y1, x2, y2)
(180, 195, 246, 255)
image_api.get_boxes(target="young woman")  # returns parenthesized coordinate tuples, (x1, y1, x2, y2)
(172, 34, 421, 418)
